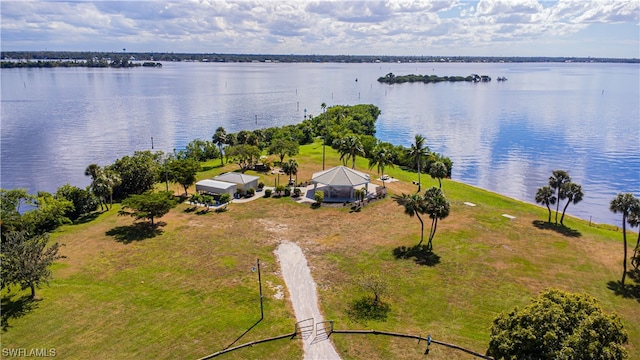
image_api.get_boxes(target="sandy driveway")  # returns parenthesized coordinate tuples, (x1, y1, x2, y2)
(275, 241, 341, 360)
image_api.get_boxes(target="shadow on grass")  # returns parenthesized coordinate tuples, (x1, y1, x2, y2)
(106, 222, 165, 244)
(73, 211, 102, 225)
(347, 297, 390, 322)
(224, 318, 263, 350)
(607, 269, 640, 303)
(1, 294, 40, 332)
(532, 220, 582, 238)
(201, 164, 223, 172)
(310, 203, 321, 209)
(393, 244, 441, 266)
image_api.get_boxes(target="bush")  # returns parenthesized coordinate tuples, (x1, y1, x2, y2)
(257, 182, 265, 191)
(488, 289, 628, 360)
(246, 188, 255, 197)
(284, 188, 291, 197)
(219, 193, 232, 204)
(314, 190, 324, 204)
(293, 187, 302, 197)
(264, 189, 272, 198)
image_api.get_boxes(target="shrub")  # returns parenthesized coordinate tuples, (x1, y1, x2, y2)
(264, 189, 272, 198)
(293, 187, 302, 197)
(246, 188, 255, 197)
(219, 193, 232, 204)
(258, 182, 265, 190)
(275, 184, 286, 196)
(314, 190, 324, 204)
(284, 188, 291, 197)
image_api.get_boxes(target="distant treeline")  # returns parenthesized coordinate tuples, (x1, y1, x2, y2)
(1, 57, 162, 69)
(378, 73, 491, 84)
(1, 51, 638, 64)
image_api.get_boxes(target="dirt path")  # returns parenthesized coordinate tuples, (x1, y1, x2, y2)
(275, 241, 341, 360)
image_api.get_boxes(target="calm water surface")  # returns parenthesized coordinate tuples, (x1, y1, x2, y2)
(1, 62, 638, 225)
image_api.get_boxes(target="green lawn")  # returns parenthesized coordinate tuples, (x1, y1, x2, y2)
(2, 141, 638, 359)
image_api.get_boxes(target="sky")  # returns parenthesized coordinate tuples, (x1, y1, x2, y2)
(1, 0, 639, 58)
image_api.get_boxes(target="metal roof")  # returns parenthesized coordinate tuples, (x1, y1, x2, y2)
(312, 166, 370, 186)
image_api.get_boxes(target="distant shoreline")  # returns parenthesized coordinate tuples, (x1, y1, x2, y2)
(2, 51, 638, 64)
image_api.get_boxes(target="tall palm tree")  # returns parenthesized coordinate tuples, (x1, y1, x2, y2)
(334, 134, 364, 169)
(428, 161, 448, 189)
(535, 186, 557, 223)
(424, 186, 450, 251)
(368, 143, 394, 188)
(408, 134, 429, 192)
(283, 158, 298, 184)
(559, 182, 584, 225)
(610, 193, 640, 285)
(212, 127, 227, 166)
(549, 170, 571, 224)
(628, 204, 640, 270)
(321, 102, 327, 170)
(395, 193, 427, 246)
(84, 163, 101, 181)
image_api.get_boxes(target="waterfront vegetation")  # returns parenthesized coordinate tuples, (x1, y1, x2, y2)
(1, 104, 639, 359)
(378, 72, 492, 84)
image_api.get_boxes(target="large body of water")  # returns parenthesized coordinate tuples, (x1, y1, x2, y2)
(2, 62, 638, 225)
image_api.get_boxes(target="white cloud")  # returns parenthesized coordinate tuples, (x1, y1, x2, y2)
(1, 0, 638, 57)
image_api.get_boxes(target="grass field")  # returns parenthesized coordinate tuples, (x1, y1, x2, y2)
(2, 141, 638, 359)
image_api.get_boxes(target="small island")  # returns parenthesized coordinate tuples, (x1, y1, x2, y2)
(378, 72, 491, 84)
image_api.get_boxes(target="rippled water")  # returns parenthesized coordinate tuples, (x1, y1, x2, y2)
(1, 62, 638, 225)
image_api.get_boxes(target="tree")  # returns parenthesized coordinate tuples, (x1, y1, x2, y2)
(334, 134, 364, 169)
(111, 151, 161, 198)
(22, 192, 73, 234)
(423, 186, 450, 250)
(94, 168, 121, 209)
(0, 188, 35, 232)
(55, 183, 99, 221)
(119, 191, 176, 226)
(268, 138, 299, 164)
(212, 127, 227, 166)
(408, 134, 429, 192)
(428, 161, 448, 189)
(357, 271, 388, 307)
(395, 193, 427, 246)
(610, 193, 640, 285)
(559, 182, 584, 225)
(225, 144, 261, 173)
(549, 170, 571, 224)
(628, 203, 640, 270)
(488, 289, 628, 360)
(282, 158, 298, 184)
(1, 231, 65, 299)
(535, 186, 557, 223)
(368, 143, 394, 188)
(167, 157, 200, 196)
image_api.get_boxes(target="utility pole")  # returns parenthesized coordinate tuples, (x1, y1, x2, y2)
(257, 258, 264, 320)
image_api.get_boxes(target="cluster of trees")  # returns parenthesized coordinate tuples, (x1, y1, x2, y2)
(395, 186, 450, 251)
(0, 56, 142, 69)
(377, 72, 490, 84)
(535, 170, 584, 225)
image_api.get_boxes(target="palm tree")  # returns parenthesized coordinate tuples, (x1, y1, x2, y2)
(395, 193, 427, 246)
(334, 134, 364, 169)
(368, 143, 394, 188)
(610, 193, 640, 285)
(84, 163, 101, 181)
(628, 204, 640, 270)
(549, 170, 571, 224)
(283, 158, 298, 185)
(321, 102, 327, 170)
(424, 186, 450, 251)
(428, 161, 448, 189)
(93, 169, 121, 210)
(212, 127, 227, 166)
(408, 134, 429, 192)
(535, 186, 557, 223)
(559, 182, 584, 225)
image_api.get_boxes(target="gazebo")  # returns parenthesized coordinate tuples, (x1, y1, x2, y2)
(311, 166, 370, 202)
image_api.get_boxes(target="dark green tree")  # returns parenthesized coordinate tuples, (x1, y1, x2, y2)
(268, 138, 299, 164)
(225, 144, 261, 173)
(1, 231, 65, 299)
(628, 203, 640, 270)
(212, 127, 227, 166)
(423, 186, 450, 250)
(0, 188, 35, 232)
(55, 183, 99, 221)
(428, 161, 448, 189)
(167, 157, 200, 196)
(610, 193, 640, 285)
(559, 182, 584, 225)
(535, 186, 557, 223)
(111, 151, 161, 197)
(488, 289, 628, 360)
(549, 170, 571, 224)
(282, 158, 299, 184)
(119, 191, 176, 226)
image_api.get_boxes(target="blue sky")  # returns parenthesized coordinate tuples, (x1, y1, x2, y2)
(1, 0, 638, 58)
